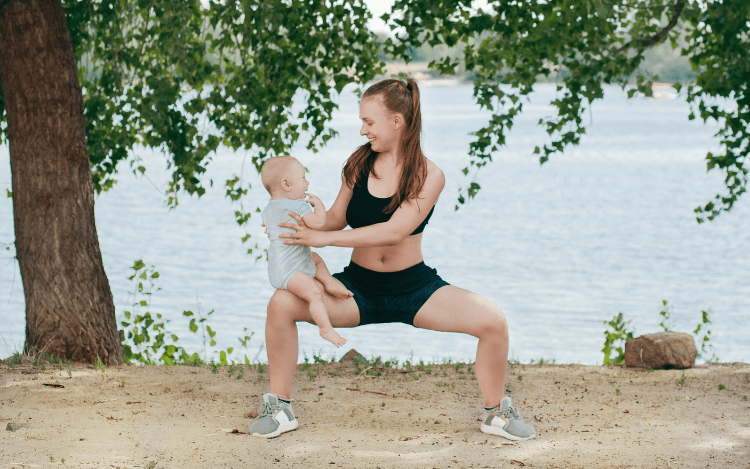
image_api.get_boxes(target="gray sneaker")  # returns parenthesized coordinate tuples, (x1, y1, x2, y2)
(480, 396, 536, 440)
(249, 393, 299, 438)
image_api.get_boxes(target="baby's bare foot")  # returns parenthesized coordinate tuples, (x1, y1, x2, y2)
(324, 279, 353, 300)
(319, 327, 347, 347)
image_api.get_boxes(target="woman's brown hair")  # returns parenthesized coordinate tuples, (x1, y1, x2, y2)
(342, 78, 427, 214)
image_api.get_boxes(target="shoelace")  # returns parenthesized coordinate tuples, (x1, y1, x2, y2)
(490, 404, 520, 420)
(258, 400, 279, 418)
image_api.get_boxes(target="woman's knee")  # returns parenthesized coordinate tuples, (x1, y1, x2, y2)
(267, 290, 301, 321)
(477, 302, 508, 338)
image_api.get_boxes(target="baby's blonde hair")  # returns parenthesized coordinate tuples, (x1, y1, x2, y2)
(260, 155, 300, 195)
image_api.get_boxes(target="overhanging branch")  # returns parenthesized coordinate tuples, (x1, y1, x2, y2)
(615, 0, 687, 56)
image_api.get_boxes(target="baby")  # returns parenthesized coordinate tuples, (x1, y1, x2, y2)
(260, 156, 351, 347)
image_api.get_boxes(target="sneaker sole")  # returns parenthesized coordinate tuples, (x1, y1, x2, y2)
(251, 420, 299, 439)
(480, 423, 536, 441)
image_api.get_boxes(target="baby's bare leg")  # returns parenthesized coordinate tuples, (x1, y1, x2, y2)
(311, 252, 353, 300)
(286, 271, 347, 347)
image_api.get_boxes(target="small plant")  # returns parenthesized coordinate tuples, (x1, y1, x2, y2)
(678, 372, 687, 386)
(533, 357, 555, 365)
(602, 312, 635, 365)
(383, 357, 398, 368)
(209, 359, 220, 374)
(145, 462, 158, 469)
(119, 378, 125, 388)
(369, 407, 374, 413)
(718, 384, 726, 390)
(658, 300, 674, 331)
(118, 259, 251, 366)
(49, 456, 54, 462)
(517, 375, 523, 381)
(67, 366, 72, 378)
(694, 309, 718, 363)
(312, 350, 327, 365)
(743, 396, 747, 400)
(5, 352, 22, 370)
(380, 401, 386, 407)
(615, 388, 621, 394)
(119, 260, 183, 365)
(95, 355, 106, 373)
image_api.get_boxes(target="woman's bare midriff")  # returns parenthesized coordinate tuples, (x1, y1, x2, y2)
(350, 233, 424, 272)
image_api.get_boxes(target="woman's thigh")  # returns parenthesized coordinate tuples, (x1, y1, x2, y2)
(412, 285, 507, 337)
(268, 280, 362, 328)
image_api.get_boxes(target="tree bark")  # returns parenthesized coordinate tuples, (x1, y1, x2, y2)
(0, 0, 122, 363)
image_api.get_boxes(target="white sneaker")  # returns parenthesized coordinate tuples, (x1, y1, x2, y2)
(249, 393, 299, 438)
(480, 396, 536, 440)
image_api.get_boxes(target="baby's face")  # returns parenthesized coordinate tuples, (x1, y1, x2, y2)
(285, 161, 309, 200)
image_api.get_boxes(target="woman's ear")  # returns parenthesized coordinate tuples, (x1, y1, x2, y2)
(393, 113, 404, 129)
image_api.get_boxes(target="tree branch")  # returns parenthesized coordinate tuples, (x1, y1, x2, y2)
(615, 0, 687, 56)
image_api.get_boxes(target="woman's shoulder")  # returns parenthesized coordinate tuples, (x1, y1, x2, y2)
(424, 159, 445, 189)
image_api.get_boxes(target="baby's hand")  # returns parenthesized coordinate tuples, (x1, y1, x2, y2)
(262, 223, 269, 238)
(305, 193, 324, 210)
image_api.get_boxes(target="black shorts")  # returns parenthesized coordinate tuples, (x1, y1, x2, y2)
(332, 261, 450, 326)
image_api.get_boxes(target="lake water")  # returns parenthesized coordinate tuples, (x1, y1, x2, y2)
(1, 84, 748, 365)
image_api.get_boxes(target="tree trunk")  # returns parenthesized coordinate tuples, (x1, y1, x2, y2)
(0, 0, 122, 363)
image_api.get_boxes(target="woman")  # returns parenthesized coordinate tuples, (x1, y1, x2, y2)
(249, 78, 536, 441)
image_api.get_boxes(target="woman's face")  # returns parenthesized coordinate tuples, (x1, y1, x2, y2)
(359, 95, 403, 154)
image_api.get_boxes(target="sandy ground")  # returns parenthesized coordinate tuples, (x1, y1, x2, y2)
(1, 353, 748, 469)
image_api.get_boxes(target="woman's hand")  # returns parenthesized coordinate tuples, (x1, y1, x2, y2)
(278, 212, 328, 247)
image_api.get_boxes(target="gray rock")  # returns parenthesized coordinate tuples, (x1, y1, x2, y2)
(6, 422, 29, 432)
(625, 332, 697, 369)
(340, 349, 367, 365)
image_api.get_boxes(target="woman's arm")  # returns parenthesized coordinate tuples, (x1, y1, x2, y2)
(280, 165, 445, 248)
(320, 177, 353, 232)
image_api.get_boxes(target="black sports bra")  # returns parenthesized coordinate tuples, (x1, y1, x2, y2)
(346, 173, 435, 236)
